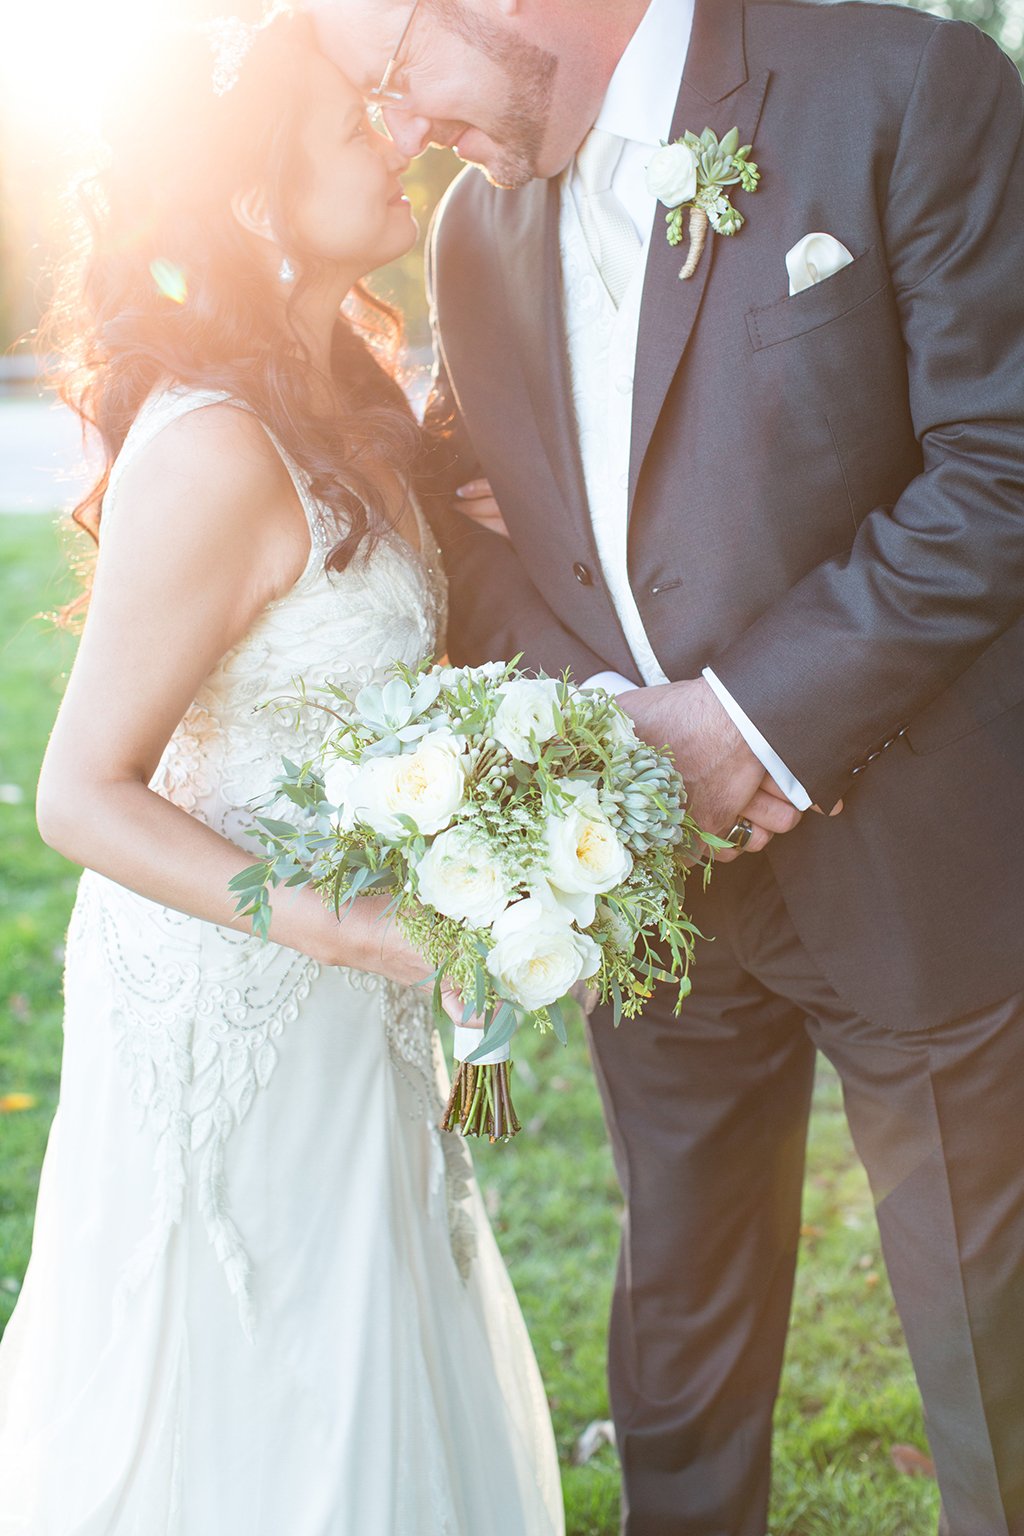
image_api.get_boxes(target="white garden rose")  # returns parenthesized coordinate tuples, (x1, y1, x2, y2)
(343, 730, 466, 839)
(322, 756, 359, 830)
(414, 825, 513, 928)
(486, 897, 601, 1011)
(646, 141, 699, 208)
(603, 705, 641, 752)
(545, 785, 633, 909)
(492, 678, 562, 763)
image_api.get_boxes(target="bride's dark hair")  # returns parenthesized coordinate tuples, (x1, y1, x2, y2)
(46, 6, 421, 593)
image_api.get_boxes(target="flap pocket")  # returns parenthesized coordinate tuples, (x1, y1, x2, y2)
(905, 619, 1024, 754)
(747, 243, 888, 351)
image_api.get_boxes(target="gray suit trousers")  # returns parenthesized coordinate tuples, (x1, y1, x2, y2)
(588, 855, 1024, 1536)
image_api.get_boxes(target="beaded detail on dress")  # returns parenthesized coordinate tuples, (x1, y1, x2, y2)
(68, 385, 451, 1334)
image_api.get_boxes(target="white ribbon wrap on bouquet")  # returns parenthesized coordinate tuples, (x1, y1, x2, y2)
(453, 1026, 511, 1066)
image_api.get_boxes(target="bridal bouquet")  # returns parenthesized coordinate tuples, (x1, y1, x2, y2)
(230, 660, 705, 1141)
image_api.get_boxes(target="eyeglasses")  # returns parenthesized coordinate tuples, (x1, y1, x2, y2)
(368, 0, 422, 109)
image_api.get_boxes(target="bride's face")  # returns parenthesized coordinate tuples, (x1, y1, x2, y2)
(313, 0, 561, 189)
(290, 51, 417, 275)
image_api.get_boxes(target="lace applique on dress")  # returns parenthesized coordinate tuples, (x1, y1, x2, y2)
(84, 385, 450, 1333)
(73, 873, 320, 1340)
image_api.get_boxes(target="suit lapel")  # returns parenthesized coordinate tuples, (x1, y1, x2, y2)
(630, 0, 769, 502)
(490, 177, 593, 545)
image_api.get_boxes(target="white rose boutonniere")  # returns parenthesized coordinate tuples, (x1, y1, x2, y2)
(646, 124, 761, 281)
(646, 142, 699, 209)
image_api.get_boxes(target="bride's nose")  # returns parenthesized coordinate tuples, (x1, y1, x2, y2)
(381, 132, 411, 176)
(381, 105, 432, 159)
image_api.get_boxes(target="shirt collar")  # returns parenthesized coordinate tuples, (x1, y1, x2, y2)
(594, 0, 696, 150)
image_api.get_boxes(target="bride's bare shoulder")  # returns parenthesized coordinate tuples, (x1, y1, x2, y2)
(113, 399, 295, 522)
(103, 398, 309, 595)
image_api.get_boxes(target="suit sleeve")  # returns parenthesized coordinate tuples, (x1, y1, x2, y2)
(419, 202, 609, 681)
(709, 22, 1024, 810)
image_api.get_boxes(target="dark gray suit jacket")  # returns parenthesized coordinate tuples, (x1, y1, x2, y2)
(422, 0, 1024, 1031)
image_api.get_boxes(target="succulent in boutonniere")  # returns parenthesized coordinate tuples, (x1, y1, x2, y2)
(646, 125, 761, 280)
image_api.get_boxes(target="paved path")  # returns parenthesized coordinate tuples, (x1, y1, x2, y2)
(0, 361, 433, 516)
(0, 395, 97, 515)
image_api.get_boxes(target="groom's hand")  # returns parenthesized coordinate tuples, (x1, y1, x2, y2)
(454, 479, 510, 540)
(619, 678, 803, 859)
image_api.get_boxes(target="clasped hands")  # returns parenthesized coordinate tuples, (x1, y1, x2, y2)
(618, 678, 837, 863)
(454, 479, 840, 860)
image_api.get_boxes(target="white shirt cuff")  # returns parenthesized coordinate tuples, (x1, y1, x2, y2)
(701, 667, 812, 812)
(581, 670, 640, 695)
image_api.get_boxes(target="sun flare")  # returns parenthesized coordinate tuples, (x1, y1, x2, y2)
(0, 0, 259, 148)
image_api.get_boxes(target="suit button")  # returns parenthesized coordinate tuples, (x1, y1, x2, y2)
(573, 562, 593, 586)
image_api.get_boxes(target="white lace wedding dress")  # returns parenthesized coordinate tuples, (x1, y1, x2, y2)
(0, 387, 564, 1536)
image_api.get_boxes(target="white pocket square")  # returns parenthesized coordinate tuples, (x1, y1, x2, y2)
(786, 232, 854, 296)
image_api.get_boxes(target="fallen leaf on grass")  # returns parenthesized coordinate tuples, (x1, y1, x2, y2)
(891, 1444, 936, 1479)
(0, 1093, 37, 1113)
(572, 1419, 617, 1466)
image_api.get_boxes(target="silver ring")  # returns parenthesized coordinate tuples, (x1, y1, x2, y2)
(727, 816, 754, 850)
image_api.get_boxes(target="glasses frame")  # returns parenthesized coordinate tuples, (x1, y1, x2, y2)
(367, 0, 422, 108)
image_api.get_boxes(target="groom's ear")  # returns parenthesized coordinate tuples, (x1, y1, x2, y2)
(231, 186, 273, 240)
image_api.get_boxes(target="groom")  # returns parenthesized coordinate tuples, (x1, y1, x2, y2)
(314, 1, 1024, 1530)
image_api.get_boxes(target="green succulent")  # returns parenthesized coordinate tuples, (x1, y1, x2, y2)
(603, 744, 688, 855)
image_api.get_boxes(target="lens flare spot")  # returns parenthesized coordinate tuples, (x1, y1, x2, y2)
(149, 258, 188, 304)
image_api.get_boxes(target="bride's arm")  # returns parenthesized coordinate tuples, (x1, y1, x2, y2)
(36, 403, 432, 987)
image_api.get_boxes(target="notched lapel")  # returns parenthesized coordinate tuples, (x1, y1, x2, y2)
(630, 0, 770, 502)
(490, 178, 593, 544)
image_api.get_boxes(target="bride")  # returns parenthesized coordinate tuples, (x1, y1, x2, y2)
(0, 11, 563, 1534)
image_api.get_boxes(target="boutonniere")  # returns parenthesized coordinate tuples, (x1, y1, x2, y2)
(646, 126, 761, 280)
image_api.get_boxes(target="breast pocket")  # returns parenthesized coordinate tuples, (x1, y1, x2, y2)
(746, 243, 889, 351)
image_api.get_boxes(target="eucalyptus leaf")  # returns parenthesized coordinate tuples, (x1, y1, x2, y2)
(464, 1003, 519, 1064)
(547, 997, 569, 1047)
(256, 816, 299, 838)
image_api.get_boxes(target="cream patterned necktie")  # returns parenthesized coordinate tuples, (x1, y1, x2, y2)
(575, 128, 642, 308)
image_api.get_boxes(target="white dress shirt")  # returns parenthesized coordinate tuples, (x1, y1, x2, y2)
(574, 0, 812, 812)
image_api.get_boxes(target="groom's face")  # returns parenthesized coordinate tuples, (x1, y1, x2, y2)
(312, 0, 565, 188)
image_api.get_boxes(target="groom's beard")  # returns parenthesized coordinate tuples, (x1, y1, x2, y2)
(427, 0, 557, 188)
(485, 57, 557, 189)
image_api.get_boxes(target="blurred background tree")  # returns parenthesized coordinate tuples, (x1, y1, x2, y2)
(907, 0, 1024, 56)
(0, 0, 1021, 362)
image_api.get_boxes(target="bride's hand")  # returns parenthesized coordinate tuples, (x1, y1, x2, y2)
(454, 479, 510, 540)
(341, 895, 467, 1023)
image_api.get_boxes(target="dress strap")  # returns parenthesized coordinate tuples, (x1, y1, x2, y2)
(101, 386, 332, 564)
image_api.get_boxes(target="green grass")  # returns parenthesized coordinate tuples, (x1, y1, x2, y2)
(0, 515, 79, 1324)
(0, 514, 939, 1534)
